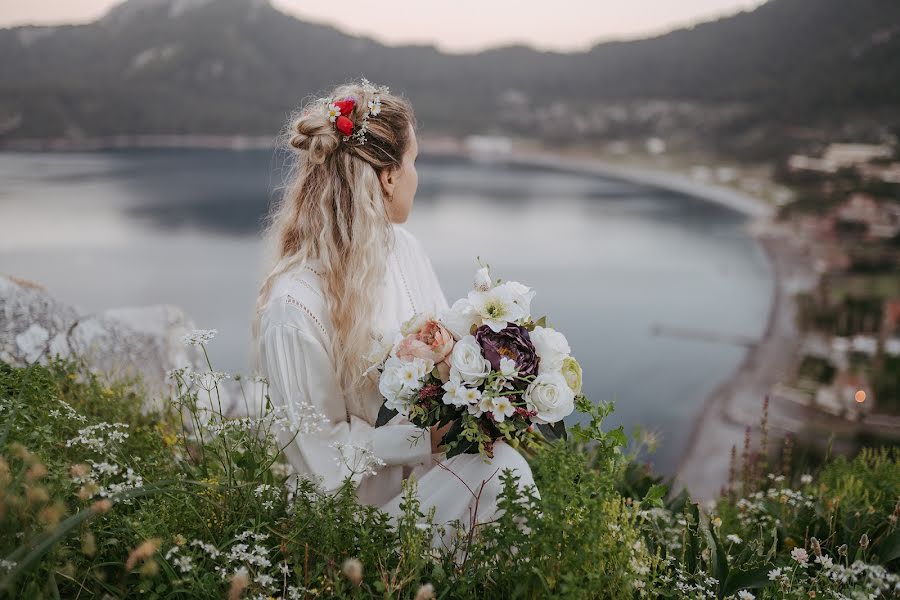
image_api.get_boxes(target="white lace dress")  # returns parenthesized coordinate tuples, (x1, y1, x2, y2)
(258, 223, 539, 551)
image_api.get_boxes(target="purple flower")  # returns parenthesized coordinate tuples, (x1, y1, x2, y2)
(474, 323, 539, 379)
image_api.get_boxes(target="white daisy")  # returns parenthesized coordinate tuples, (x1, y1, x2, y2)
(326, 102, 341, 123)
(367, 96, 382, 116)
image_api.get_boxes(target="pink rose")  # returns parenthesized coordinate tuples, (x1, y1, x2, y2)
(396, 320, 455, 368)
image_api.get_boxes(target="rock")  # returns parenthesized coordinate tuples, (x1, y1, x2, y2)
(0, 274, 251, 415)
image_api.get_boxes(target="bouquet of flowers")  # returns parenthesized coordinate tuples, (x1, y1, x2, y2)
(367, 261, 583, 459)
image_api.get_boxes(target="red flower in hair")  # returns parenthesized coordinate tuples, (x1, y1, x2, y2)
(331, 97, 356, 136)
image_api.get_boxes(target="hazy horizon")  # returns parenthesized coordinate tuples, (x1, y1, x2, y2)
(1, 0, 769, 54)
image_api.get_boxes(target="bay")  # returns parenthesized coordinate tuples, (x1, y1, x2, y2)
(0, 148, 773, 475)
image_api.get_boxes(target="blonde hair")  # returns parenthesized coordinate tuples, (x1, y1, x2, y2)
(251, 78, 416, 422)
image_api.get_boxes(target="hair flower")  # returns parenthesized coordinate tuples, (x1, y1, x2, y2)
(326, 102, 341, 123)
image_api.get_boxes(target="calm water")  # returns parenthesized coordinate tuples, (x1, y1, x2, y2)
(0, 149, 773, 474)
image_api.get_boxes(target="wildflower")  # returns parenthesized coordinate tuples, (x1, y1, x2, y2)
(810, 536, 821, 556)
(726, 534, 743, 544)
(0, 560, 18, 572)
(66, 422, 129, 453)
(228, 568, 249, 600)
(800, 473, 813, 485)
(25, 485, 50, 504)
(737, 591, 755, 600)
(173, 555, 194, 573)
(181, 328, 217, 346)
(768, 567, 782, 581)
(188, 370, 231, 392)
(69, 463, 90, 480)
(415, 583, 435, 600)
(125, 538, 162, 571)
(330, 442, 385, 477)
(38, 502, 64, 527)
(254, 484, 274, 497)
(711, 516, 722, 529)
(791, 547, 809, 567)
(91, 499, 113, 514)
(25, 463, 48, 480)
(341, 557, 363, 586)
(814, 554, 833, 569)
(859, 533, 869, 549)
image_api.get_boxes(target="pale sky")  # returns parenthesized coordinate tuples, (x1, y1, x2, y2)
(0, 0, 769, 53)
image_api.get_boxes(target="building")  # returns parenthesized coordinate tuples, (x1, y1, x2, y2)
(815, 370, 873, 418)
(788, 143, 896, 175)
(833, 193, 900, 240)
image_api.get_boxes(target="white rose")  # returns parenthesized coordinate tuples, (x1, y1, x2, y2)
(437, 298, 480, 340)
(448, 335, 491, 386)
(379, 363, 406, 405)
(524, 371, 575, 424)
(531, 326, 571, 372)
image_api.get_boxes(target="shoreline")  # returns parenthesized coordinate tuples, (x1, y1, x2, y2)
(488, 147, 810, 500)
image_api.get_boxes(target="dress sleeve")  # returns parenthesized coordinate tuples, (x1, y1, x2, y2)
(262, 321, 432, 493)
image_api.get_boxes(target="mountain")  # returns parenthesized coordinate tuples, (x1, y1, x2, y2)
(0, 0, 898, 158)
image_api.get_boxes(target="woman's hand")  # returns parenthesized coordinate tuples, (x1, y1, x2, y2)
(430, 420, 455, 454)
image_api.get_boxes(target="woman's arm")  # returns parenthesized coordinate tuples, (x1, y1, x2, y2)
(262, 321, 432, 493)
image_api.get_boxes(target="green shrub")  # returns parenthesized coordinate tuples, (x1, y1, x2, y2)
(1, 345, 897, 599)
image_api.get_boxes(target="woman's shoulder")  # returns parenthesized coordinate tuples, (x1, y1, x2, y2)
(392, 223, 421, 250)
(391, 223, 430, 265)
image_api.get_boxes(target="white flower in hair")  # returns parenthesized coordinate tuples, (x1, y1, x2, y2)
(367, 96, 382, 116)
(326, 102, 341, 123)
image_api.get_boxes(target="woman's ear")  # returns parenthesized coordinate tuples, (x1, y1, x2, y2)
(379, 165, 396, 198)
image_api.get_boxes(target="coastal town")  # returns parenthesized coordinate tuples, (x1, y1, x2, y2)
(455, 130, 900, 499)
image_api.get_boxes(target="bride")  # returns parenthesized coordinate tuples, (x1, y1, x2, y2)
(250, 78, 539, 553)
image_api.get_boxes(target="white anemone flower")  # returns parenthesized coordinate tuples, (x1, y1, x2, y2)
(398, 357, 433, 390)
(461, 387, 482, 405)
(467, 285, 527, 333)
(478, 396, 496, 416)
(441, 376, 469, 407)
(492, 396, 515, 422)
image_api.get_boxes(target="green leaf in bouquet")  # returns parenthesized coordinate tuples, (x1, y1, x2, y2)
(375, 404, 399, 427)
(442, 419, 478, 458)
(536, 420, 567, 442)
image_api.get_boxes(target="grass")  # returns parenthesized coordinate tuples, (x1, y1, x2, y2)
(0, 350, 897, 599)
